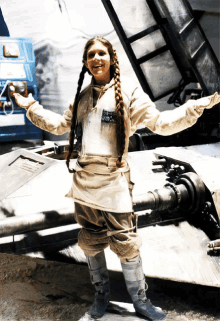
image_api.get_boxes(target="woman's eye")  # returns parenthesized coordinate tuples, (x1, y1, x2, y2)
(87, 51, 106, 59)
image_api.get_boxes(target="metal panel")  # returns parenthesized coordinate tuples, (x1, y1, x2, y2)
(0, 149, 56, 201)
(130, 29, 166, 59)
(110, 0, 156, 37)
(189, 0, 220, 13)
(140, 50, 182, 97)
(153, 0, 220, 95)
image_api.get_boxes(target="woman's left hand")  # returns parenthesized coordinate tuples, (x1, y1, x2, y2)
(13, 93, 36, 109)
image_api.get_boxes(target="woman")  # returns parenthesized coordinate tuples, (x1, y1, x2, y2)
(14, 36, 220, 321)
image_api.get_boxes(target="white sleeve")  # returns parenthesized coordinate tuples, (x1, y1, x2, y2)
(129, 86, 220, 136)
(26, 101, 73, 136)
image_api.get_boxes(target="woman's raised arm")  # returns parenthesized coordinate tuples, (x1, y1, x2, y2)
(129, 86, 220, 136)
(13, 93, 73, 136)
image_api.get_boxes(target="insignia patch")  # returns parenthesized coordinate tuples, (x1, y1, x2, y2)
(101, 109, 117, 123)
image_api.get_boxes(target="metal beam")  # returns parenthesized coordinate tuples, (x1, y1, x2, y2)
(189, 0, 220, 13)
(0, 210, 77, 238)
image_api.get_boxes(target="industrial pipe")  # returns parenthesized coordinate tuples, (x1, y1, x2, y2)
(0, 209, 77, 238)
(133, 172, 206, 214)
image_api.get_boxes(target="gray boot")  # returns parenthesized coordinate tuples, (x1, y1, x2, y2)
(87, 252, 110, 319)
(121, 256, 166, 321)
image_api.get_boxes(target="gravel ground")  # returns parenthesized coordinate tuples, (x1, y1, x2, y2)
(0, 253, 219, 321)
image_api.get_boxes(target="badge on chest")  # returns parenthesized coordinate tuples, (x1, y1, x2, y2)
(101, 109, 117, 123)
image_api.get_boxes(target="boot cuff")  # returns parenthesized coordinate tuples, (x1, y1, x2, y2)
(121, 256, 144, 282)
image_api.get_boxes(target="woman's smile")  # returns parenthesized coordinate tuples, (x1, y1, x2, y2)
(93, 64, 103, 69)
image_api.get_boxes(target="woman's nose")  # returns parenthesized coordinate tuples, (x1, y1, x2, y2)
(94, 53, 100, 60)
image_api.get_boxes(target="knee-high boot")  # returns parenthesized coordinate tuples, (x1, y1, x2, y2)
(87, 251, 110, 319)
(121, 255, 166, 321)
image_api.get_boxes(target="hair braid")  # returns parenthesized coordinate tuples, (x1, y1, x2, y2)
(113, 50, 126, 167)
(66, 65, 87, 173)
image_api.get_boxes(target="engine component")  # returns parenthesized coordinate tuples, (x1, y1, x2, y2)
(0, 37, 42, 142)
(133, 172, 206, 214)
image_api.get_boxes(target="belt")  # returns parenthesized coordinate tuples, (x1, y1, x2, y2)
(77, 155, 128, 168)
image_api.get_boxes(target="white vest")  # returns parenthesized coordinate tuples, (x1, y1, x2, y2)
(77, 83, 119, 157)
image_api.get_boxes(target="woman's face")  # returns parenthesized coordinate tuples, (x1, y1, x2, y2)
(84, 41, 113, 85)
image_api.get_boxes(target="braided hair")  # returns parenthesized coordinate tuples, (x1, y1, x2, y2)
(66, 37, 126, 172)
(66, 65, 87, 173)
(112, 49, 126, 167)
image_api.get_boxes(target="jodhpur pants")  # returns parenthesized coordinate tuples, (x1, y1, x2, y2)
(74, 202, 142, 262)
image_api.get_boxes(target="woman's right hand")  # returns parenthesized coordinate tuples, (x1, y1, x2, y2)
(13, 93, 36, 109)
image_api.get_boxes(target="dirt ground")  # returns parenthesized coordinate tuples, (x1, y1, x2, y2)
(0, 253, 219, 321)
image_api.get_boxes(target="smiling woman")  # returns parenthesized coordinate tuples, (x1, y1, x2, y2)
(12, 36, 220, 321)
